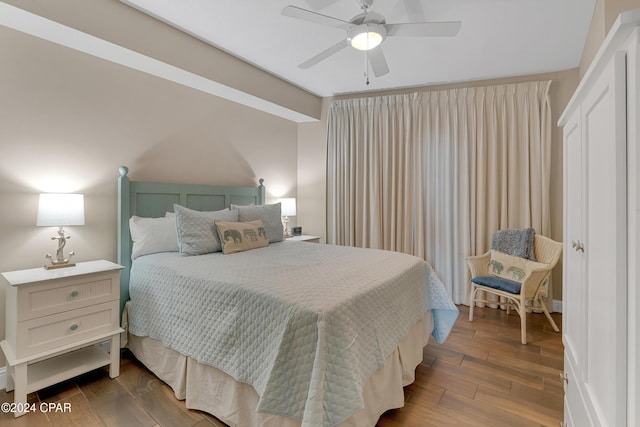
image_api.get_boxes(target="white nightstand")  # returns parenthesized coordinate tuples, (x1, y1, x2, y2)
(1, 260, 124, 417)
(287, 235, 322, 243)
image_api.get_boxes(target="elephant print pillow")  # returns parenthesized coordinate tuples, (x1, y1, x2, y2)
(215, 219, 269, 254)
(489, 249, 548, 282)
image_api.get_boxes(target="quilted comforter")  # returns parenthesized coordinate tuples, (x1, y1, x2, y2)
(128, 241, 457, 426)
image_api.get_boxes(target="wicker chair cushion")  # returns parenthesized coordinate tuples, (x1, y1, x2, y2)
(471, 275, 522, 294)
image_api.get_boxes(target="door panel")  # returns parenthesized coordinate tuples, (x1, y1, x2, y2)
(581, 50, 628, 427)
(563, 50, 627, 427)
(562, 109, 584, 371)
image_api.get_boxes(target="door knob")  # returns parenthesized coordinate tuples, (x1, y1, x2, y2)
(571, 240, 584, 253)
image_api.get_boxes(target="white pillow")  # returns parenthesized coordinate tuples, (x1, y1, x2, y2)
(231, 203, 283, 243)
(129, 215, 178, 260)
(174, 204, 239, 255)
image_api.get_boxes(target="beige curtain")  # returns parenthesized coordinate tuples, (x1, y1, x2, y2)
(327, 81, 552, 305)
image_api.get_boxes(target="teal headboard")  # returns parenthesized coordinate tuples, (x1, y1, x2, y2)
(117, 166, 265, 314)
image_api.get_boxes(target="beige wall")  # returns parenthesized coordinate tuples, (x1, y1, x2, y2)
(1, 0, 322, 121)
(580, 0, 606, 77)
(297, 69, 581, 301)
(580, 0, 640, 76)
(0, 2, 316, 367)
(605, 0, 640, 34)
(297, 98, 330, 242)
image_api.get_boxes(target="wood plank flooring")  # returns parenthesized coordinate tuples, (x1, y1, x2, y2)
(1, 305, 563, 426)
(378, 305, 564, 427)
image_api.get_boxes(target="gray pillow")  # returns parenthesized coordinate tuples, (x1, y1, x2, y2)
(231, 203, 283, 243)
(174, 204, 238, 255)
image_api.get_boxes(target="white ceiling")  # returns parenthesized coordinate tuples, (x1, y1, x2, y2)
(121, 0, 596, 97)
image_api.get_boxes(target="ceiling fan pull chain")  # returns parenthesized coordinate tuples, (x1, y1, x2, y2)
(364, 50, 370, 85)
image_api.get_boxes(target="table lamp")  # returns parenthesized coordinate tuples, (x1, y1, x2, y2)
(278, 197, 296, 238)
(37, 193, 85, 269)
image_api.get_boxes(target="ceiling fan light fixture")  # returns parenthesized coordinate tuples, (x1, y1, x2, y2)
(348, 24, 386, 51)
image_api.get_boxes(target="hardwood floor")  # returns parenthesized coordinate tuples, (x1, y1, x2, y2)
(1, 305, 563, 426)
(378, 305, 564, 427)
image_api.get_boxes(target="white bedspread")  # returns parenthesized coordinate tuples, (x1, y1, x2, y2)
(128, 241, 457, 426)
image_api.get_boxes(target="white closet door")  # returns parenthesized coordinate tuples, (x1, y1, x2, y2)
(582, 50, 628, 427)
(562, 108, 584, 367)
(625, 28, 640, 427)
(562, 107, 587, 427)
(560, 11, 640, 427)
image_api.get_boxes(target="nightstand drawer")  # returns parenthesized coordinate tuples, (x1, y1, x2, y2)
(15, 300, 119, 358)
(17, 271, 119, 321)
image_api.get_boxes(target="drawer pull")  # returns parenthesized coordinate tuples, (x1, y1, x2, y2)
(70, 291, 79, 298)
(69, 324, 79, 331)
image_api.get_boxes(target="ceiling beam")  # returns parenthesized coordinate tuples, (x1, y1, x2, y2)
(0, 1, 321, 123)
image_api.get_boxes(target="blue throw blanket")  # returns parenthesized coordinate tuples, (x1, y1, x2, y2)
(491, 228, 536, 260)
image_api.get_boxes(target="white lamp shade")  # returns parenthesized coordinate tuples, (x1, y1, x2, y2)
(37, 193, 85, 226)
(278, 198, 297, 216)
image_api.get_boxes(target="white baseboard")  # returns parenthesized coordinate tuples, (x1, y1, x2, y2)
(552, 299, 562, 313)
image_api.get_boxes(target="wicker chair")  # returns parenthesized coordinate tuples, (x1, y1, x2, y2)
(467, 234, 562, 344)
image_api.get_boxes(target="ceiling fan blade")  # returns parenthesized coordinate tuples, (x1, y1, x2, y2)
(282, 5, 352, 30)
(299, 40, 348, 69)
(386, 21, 462, 37)
(305, 0, 340, 10)
(401, 0, 426, 20)
(368, 47, 389, 77)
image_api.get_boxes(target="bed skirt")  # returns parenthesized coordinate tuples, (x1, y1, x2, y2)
(124, 306, 433, 427)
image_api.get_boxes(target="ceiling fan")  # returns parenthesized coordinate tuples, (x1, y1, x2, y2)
(282, 0, 462, 80)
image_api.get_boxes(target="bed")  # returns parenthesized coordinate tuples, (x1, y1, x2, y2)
(116, 166, 458, 427)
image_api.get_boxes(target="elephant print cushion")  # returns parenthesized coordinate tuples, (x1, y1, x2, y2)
(215, 219, 269, 254)
(488, 249, 548, 282)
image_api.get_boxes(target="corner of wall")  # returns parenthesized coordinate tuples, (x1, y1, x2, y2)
(579, 0, 606, 78)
